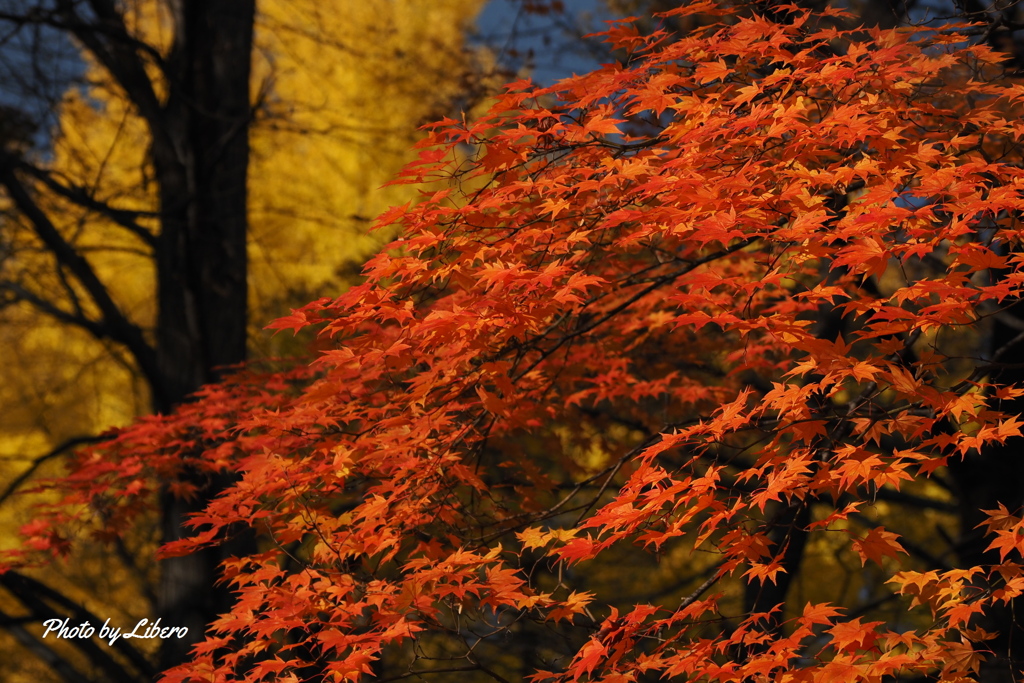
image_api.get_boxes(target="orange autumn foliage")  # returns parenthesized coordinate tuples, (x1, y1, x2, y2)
(11, 2, 1024, 681)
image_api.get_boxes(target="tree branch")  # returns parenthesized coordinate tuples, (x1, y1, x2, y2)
(0, 7, 167, 71)
(0, 155, 161, 391)
(51, 0, 172, 155)
(16, 161, 157, 249)
(0, 606, 84, 683)
(0, 434, 107, 507)
(0, 571, 156, 681)
(0, 280, 106, 337)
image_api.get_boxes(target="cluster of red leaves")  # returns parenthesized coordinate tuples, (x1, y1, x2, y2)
(11, 1, 1024, 681)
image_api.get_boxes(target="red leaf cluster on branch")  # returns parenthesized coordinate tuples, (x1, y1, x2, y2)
(10, 1, 1024, 681)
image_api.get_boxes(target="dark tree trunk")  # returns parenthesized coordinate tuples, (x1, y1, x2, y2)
(742, 502, 811, 639)
(153, 0, 253, 413)
(149, 0, 255, 669)
(947, 305, 1024, 683)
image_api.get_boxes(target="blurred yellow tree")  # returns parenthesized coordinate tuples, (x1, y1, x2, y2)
(0, 0, 489, 680)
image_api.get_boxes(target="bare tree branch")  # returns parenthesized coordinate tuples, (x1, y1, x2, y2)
(0, 7, 167, 70)
(0, 570, 155, 681)
(0, 606, 85, 683)
(16, 161, 157, 249)
(51, 0, 172, 156)
(0, 280, 106, 337)
(0, 434, 107, 506)
(0, 155, 161, 391)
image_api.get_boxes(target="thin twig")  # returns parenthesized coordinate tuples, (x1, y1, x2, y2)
(0, 434, 107, 506)
(680, 563, 726, 611)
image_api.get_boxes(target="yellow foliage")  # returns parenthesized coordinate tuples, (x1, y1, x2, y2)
(249, 0, 489, 337)
(1, 0, 489, 449)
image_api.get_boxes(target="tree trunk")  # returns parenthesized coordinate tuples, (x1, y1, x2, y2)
(150, 0, 255, 669)
(153, 0, 253, 413)
(948, 304, 1024, 683)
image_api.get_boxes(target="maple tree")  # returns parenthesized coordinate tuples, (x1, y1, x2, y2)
(12, 0, 1024, 681)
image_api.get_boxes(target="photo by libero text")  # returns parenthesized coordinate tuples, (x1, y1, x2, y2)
(41, 617, 188, 646)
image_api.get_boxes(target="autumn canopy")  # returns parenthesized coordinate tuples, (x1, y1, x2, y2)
(11, 1, 1024, 681)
